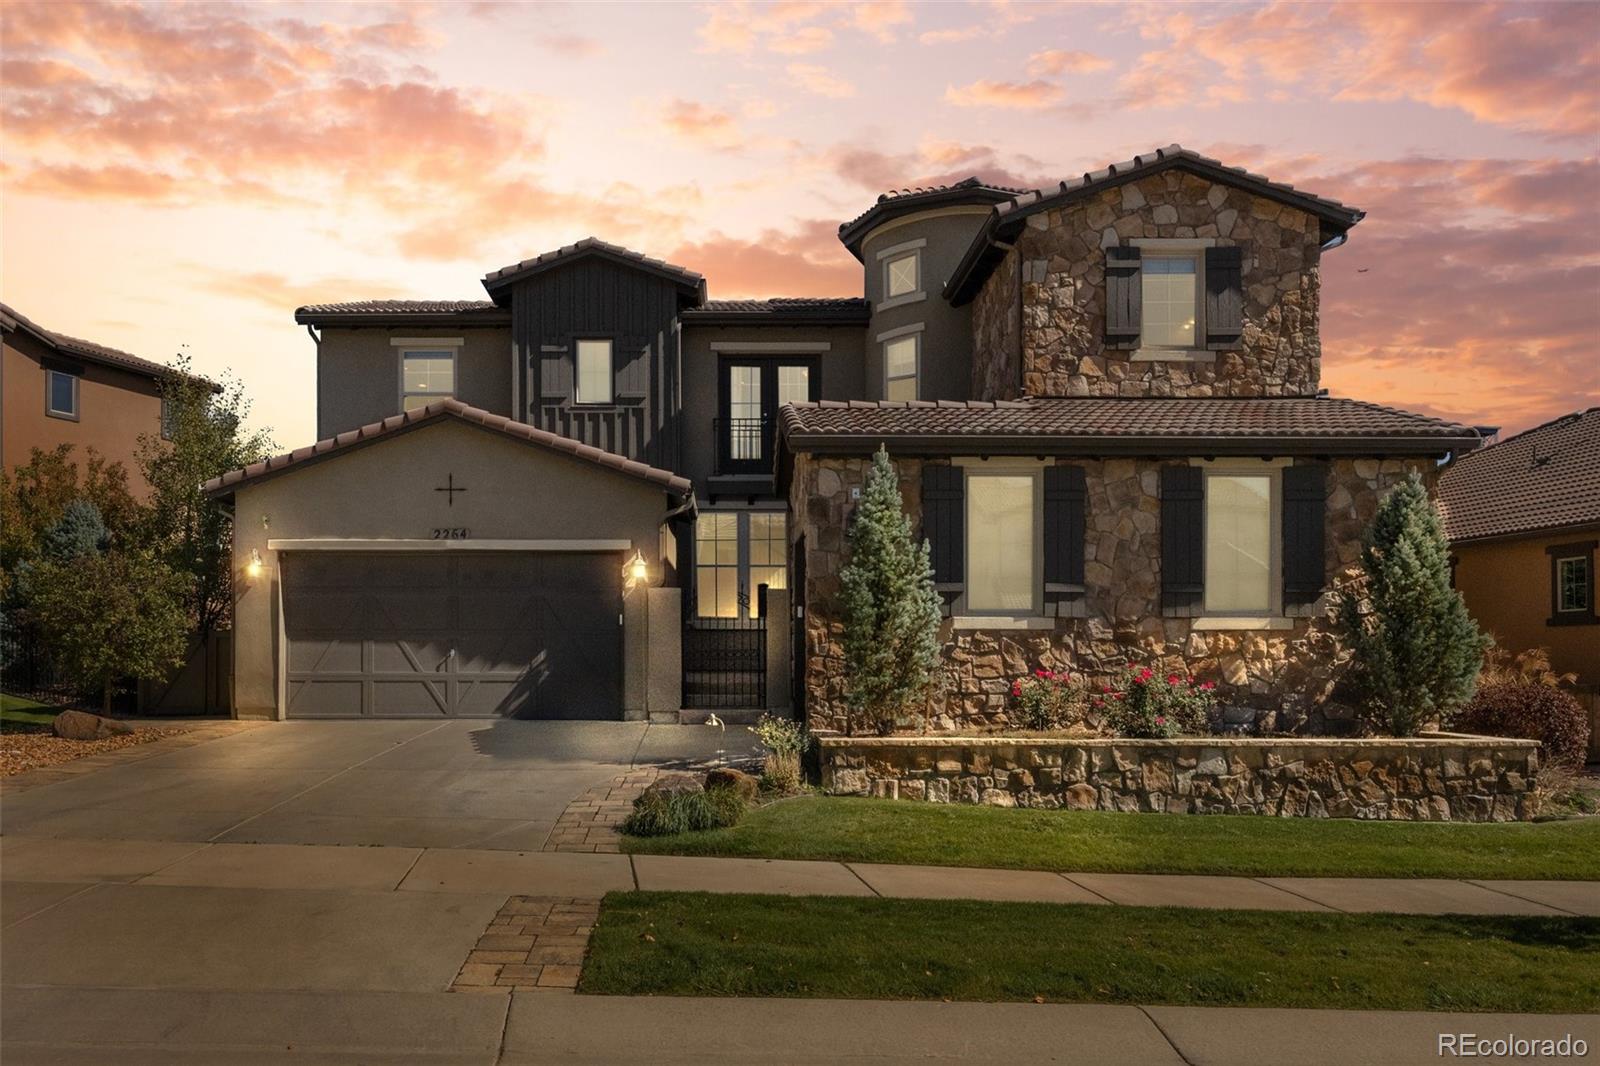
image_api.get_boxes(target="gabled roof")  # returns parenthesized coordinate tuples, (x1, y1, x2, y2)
(481, 237, 706, 304)
(204, 398, 692, 500)
(682, 297, 870, 326)
(294, 300, 509, 327)
(837, 176, 1028, 260)
(778, 396, 1479, 457)
(945, 144, 1367, 305)
(0, 301, 220, 392)
(1438, 408, 1600, 543)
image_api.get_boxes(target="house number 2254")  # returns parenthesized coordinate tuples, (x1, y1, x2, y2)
(431, 527, 470, 540)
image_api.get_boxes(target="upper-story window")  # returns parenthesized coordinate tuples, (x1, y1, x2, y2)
(885, 251, 919, 299)
(400, 348, 456, 411)
(1548, 541, 1596, 625)
(46, 369, 79, 420)
(575, 339, 613, 405)
(1142, 254, 1200, 349)
(884, 334, 919, 401)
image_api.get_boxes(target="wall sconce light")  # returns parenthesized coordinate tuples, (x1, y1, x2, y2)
(624, 550, 650, 587)
(246, 548, 264, 580)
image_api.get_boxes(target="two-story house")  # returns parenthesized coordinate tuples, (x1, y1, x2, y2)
(207, 146, 1482, 729)
(2, 302, 206, 493)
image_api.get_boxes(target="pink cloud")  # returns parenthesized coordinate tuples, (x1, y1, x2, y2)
(659, 98, 745, 150)
(1025, 49, 1112, 76)
(787, 63, 855, 99)
(670, 219, 859, 298)
(944, 79, 1064, 110)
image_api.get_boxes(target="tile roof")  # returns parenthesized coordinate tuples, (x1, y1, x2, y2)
(297, 299, 500, 316)
(481, 237, 706, 299)
(779, 396, 1481, 456)
(205, 398, 692, 498)
(0, 301, 218, 390)
(683, 297, 870, 323)
(1438, 407, 1600, 542)
(837, 176, 1028, 258)
(946, 144, 1367, 305)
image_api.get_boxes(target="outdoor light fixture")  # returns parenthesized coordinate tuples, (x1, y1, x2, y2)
(246, 548, 264, 580)
(625, 550, 650, 586)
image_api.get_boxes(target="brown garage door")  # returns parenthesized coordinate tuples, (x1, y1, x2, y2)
(281, 552, 622, 719)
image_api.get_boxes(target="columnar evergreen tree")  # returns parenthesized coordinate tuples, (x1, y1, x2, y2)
(1337, 472, 1487, 736)
(838, 447, 943, 735)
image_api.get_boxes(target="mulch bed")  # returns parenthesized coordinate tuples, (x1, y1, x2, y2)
(0, 722, 188, 778)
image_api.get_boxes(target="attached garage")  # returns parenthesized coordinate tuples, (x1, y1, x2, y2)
(207, 401, 692, 721)
(281, 551, 622, 719)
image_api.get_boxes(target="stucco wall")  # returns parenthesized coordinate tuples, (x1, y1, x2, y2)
(790, 450, 1432, 735)
(315, 327, 512, 439)
(1453, 529, 1600, 687)
(860, 209, 990, 401)
(2, 333, 164, 494)
(229, 418, 674, 719)
(970, 171, 1323, 399)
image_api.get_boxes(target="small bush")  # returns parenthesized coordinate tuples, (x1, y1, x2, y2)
(1009, 669, 1088, 730)
(621, 784, 747, 837)
(750, 713, 812, 793)
(1452, 680, 1590, 771)
(1094, 666, 1217, 738)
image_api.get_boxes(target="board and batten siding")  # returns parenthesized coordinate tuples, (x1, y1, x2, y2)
(514, 257, 685, 470)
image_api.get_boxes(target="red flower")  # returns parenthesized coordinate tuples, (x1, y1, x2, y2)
(1166, 674, 1181, 685)
(1155, 715, 1166, 725)
(1112, 693, 1125, 701)
(1011, 682, 1022, 697)
(1092, 697, 1104, 707)
(1187, 676, 1197, 686)
(1101, 684, 1113, 693)
(1035, 668, 1052, 679)
(1201, 681, 1216, 691)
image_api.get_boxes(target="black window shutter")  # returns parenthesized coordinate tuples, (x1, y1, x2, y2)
(1204, 246, 1244, 350)
(1043, 465, 1086, 586)
(921, 464, 964, 585)
(1282, 463, 1328, 607)
(1161, 465, 1204, 615)
(1105, 246, 1142, 349)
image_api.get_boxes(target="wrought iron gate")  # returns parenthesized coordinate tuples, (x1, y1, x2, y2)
(682, 616, 767, 710)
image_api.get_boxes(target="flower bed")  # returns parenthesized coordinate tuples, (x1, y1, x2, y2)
(818, 733, 1541, 822)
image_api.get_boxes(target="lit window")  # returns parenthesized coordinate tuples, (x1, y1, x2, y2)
(885, 252, 919, 298)
(728, 365, 762, 459)
(401, 349, 455, 411)
(1204, 472, 1273, 614)
(575, 339, 613, 404)
(748, 512, 787, 617)
(884, 335, 918, 401)
(1557, 555, 1591, 613)
(47, 370, 78, 419)
(966, 473, 1035, 612)
(777, 365, 810, 407)
(1142, 256, 1198, 348)
(695, 513, 740, 619)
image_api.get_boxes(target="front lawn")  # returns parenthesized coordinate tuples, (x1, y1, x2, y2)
(583, 891, 1600, 1012)
(0, 693, 59, 730)
(621, 796, 1600, 880)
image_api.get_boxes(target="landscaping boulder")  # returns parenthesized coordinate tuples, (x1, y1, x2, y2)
(52, 709, 134, 741)
(705, 767, 759, 801)
(644, 771, 704, 800)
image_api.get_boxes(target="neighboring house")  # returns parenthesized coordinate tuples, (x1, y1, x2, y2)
(1, 302, 198, 493)
(1438, 408, 1600, 692)
(207, 145, 1482, 728)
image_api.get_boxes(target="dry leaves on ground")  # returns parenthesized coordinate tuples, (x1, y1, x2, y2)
(0, 726, 187, 777)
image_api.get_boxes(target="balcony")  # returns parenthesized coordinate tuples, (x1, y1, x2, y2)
(710, 415, 776, 498)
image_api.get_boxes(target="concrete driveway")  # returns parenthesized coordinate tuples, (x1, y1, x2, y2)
(1, 718, 762, 850)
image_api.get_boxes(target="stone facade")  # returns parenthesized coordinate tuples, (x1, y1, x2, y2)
(790, 450, 1433, 736)
(820, 735, 1541, 822)
(970, 171, 1322, 400)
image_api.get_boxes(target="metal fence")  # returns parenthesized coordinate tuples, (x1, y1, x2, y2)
(0, 612, 130, 711)
(682, 616, 767, 710)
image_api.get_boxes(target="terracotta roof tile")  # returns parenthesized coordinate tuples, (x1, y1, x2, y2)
(1438, 408, 1600, 542)
(296, 299, 499, 315)
(837, 176, 1027, 256)
(779, 396, 1480, 455)
(205, 399, 692, 498)
(481, 237, 705, 297)
(0, 301, 218, 390)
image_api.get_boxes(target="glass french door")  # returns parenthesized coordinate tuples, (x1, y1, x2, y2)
(718, 360, 818, 474)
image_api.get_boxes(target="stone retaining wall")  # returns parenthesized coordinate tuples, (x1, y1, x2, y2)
(819, 734, 1540, 822)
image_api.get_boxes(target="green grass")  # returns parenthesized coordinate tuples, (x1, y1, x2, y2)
(582, 891, 1600, 1012)
(622, 796, 1600, 880)
(1, 693, 59, 730)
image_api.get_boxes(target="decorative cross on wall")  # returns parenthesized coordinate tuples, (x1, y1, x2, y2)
(435, 473, 467, 507)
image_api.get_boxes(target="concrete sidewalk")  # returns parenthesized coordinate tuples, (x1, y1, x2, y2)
(5, 835, 1596, 915)
(4, 987, 1595, 1065)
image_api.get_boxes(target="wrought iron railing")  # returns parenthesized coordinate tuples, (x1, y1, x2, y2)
(713, 415, 773, 475)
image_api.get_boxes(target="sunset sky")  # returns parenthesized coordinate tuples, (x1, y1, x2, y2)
(2, 0, 1595, 447)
